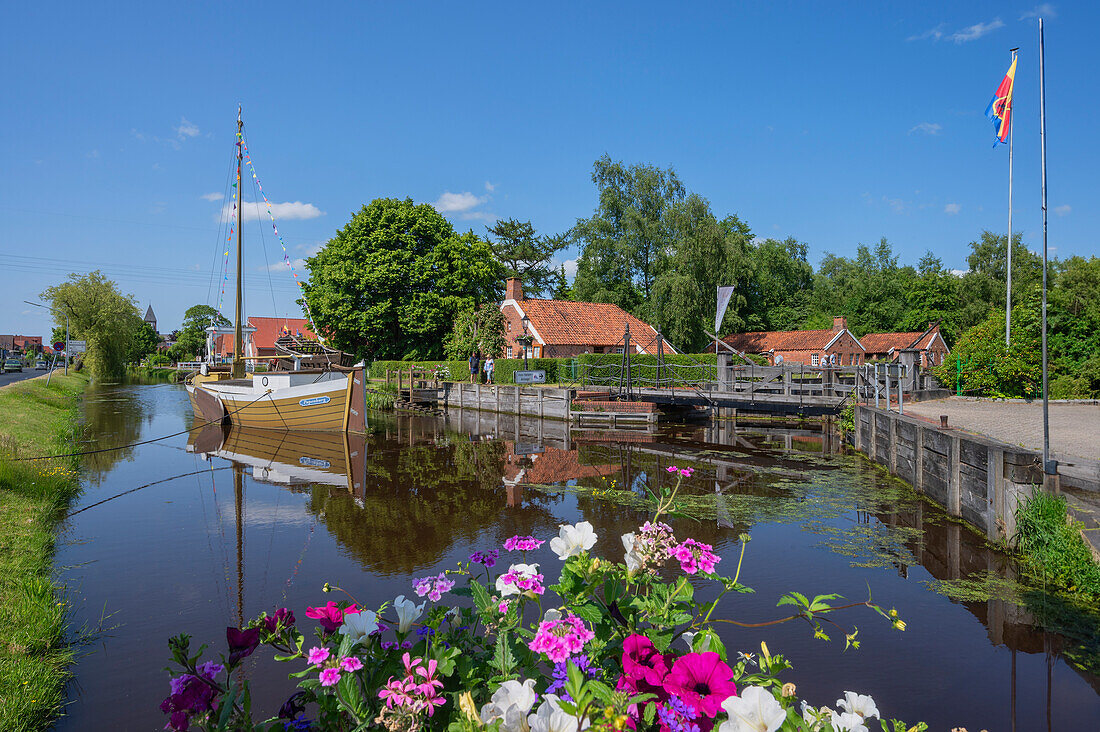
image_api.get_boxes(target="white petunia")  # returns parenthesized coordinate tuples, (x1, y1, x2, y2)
(481, 678, 538, 732)
(830, 711, 869, 732)
(718, 686, 786, 732)
(679, 630, 711, 652)
(528, 694, 590, 732)
(836, 691, 879, 721)
(496, 562, 541, 597)
(337, 609, 378, 646)
(621, 532, 642, 572)
(393, 595, 425, 634)
(550, 521, 597, 560)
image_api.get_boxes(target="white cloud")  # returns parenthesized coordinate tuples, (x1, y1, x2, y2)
(1021, 4, 1056, 20)
(460, 210, 498, 222)
(882, 195, 907, 214)
(484, 181, 496, 192)
(176, 117, 200, 138)
(909, 18, 1004, 43)
(559, 258, 578, 281)
(200, 192, 223, 201)
(944, 203, 961, 215)
(221, 200, 324, 223)
(949, 18, 1004, 42)
(909, 122, 942, 135)
(433, 191, 485, 213)
(950, 268, 969, 276)
(1054, 204, 1071, 216)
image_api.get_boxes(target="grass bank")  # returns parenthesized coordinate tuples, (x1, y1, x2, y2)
(0, 372, 89, 731)
(1015, 492, 1100, 598)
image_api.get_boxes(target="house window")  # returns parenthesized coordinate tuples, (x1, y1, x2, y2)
(614, 347, 624, 354)
(506, 347, 513, 358)
(811, 354, 820, 366)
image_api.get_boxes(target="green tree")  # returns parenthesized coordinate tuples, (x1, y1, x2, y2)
(444, 306, 507, 360)
(172, 305, 230, 362)
(41, 271, 143, 379)
(958, 230, 1041, 332)
(933, 295, 1041, 398)
(302, 198, 506, 360)
(743, 237, 815, 331)
(651, 201, 754, 351)
(899, 252, 962, 343)
(126, 321, 161, 363)
(572, 155, 686, 320)
(485, 219, 570, 298)
(811, 239, 909, 336)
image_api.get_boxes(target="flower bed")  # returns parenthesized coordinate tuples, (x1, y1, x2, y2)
(161, 469, 925, 732)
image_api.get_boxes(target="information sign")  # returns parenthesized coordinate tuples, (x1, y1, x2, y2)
(513, 370, 546, 384)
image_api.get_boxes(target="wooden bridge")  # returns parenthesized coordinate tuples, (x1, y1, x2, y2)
(583, 353, 926, 417)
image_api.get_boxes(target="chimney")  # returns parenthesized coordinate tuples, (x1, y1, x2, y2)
(832, 316, 847, 332)
(506, 277, 524, 301)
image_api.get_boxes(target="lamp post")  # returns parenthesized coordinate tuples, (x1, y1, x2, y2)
(521, 314, 530, 370)
(24, 300, 68, 375)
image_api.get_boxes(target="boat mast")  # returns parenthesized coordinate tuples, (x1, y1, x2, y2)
(233, 106, 245, 379)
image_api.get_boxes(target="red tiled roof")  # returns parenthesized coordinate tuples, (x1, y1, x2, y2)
(515, 299, 674, 353)
(860, 332, 924, 353)
(248, 317, 315, 351)
(861, 324, 943, 354)
(215, 316, 316, 356)
(716, 328, 844, 353)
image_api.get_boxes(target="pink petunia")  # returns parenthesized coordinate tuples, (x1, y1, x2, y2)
(661, 652, 737, 728)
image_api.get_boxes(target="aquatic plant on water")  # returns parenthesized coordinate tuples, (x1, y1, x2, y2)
(161, 468, 926, 732)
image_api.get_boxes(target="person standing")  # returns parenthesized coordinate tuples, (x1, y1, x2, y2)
(469, 352, 480, 383)
(485, 356, 495, 384)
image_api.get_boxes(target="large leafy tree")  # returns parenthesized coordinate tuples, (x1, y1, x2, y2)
(41, 271, 143, 378)
(899, 252, 961, 343)
(572, 156, 686, 320)
(126, 321, 161, 363)
(171, 304, 230, 361)
(810, 239, 910, 336)
(958, 230, 1041, 332)
(302, 198, 506, 360)
(651, 201, 754, 351)
(444, 306, 507, 360)
(743, 237, 815, 332)
(485, 219, 570, 298)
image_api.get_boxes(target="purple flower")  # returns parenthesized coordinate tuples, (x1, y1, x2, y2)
(284, 714, 312, 731)
(226, 626, 261, 665)
(416, 626, 435, 637)
(262, 608, 296, 634)
(278, 691, 308, 720)
(546, 654, 599, 700)
(413, 572, 456, 602)
(469, 549, 500, 568)
(659, 696, 701, 732)
(504, 535, 545, 552)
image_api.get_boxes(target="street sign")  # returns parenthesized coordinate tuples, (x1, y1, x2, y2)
(513, 370, 546, 384)
(67, 340, 87, 354)
(53, 341, 65, 352)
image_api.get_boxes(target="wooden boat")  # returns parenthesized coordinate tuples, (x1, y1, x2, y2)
(185, 107, 368, 433)
(186, 423, 368, 496)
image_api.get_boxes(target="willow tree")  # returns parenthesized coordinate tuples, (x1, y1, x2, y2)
(41, 271, 144, 379)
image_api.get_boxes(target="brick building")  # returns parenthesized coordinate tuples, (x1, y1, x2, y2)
(498, 278, 675, 358)
(214, 317, 316, 359)
(0, 335, 44, 354)
(860, 323, 949, 368)
(710, 317, 865, 366)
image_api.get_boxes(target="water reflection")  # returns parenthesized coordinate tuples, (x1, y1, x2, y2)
(57, 389, 1100, 731)
(79, 381, 152, 483)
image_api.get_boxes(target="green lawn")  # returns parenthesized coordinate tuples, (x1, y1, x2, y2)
(0, 372, 88, 731)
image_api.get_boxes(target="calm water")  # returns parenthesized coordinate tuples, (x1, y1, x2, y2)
(55, 382, 1100, 730)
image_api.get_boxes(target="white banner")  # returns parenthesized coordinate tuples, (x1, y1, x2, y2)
(715, 286, 735, 333)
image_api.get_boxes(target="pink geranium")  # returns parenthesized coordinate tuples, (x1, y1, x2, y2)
(319, 667, 342, 687)
(661, 652, 737, 727)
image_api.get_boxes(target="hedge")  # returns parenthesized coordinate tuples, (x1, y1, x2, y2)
(366, 353, 751, 387)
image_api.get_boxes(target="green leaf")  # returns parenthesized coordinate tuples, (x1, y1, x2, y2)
(470, 579, 493, 613)
(571, 602, 603, 624)
(643, 700, 657, 724)
(493, 632, 516, 676)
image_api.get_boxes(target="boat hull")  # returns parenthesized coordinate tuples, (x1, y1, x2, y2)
(186, 369, 367, 433)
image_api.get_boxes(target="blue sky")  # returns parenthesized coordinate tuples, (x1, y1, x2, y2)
(2, 2, 1095, 337)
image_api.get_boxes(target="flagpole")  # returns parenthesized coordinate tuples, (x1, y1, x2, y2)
(1038, 18, 1053, 480)
(1006, 48, 1018, 348)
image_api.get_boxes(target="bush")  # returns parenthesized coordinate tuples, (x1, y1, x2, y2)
(147, 353, 171, 366)
(1015, 492, 1100, 599)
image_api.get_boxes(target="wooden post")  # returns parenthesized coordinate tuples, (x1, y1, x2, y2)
(398, 368, 404, 401)
(949, 434, 962, 516)
(915, 424, 925, 494)
(889, 412, 897, 474)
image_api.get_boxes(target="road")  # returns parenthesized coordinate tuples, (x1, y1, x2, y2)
(0, 366, 57, 388)
(905, 397, 1100, 462)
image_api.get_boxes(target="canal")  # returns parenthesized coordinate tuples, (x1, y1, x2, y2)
(56, 381, 1100, 730)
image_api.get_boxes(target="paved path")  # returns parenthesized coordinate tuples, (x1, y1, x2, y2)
(904, 397, 1100, 462)
(0, 367, 56, 389)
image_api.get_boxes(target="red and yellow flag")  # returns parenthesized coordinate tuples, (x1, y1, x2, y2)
(986, 52, 1017, 146)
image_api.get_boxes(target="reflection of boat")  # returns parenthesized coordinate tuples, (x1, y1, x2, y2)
(187, 423, 368, 496)
(184, 107, 367, 434)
